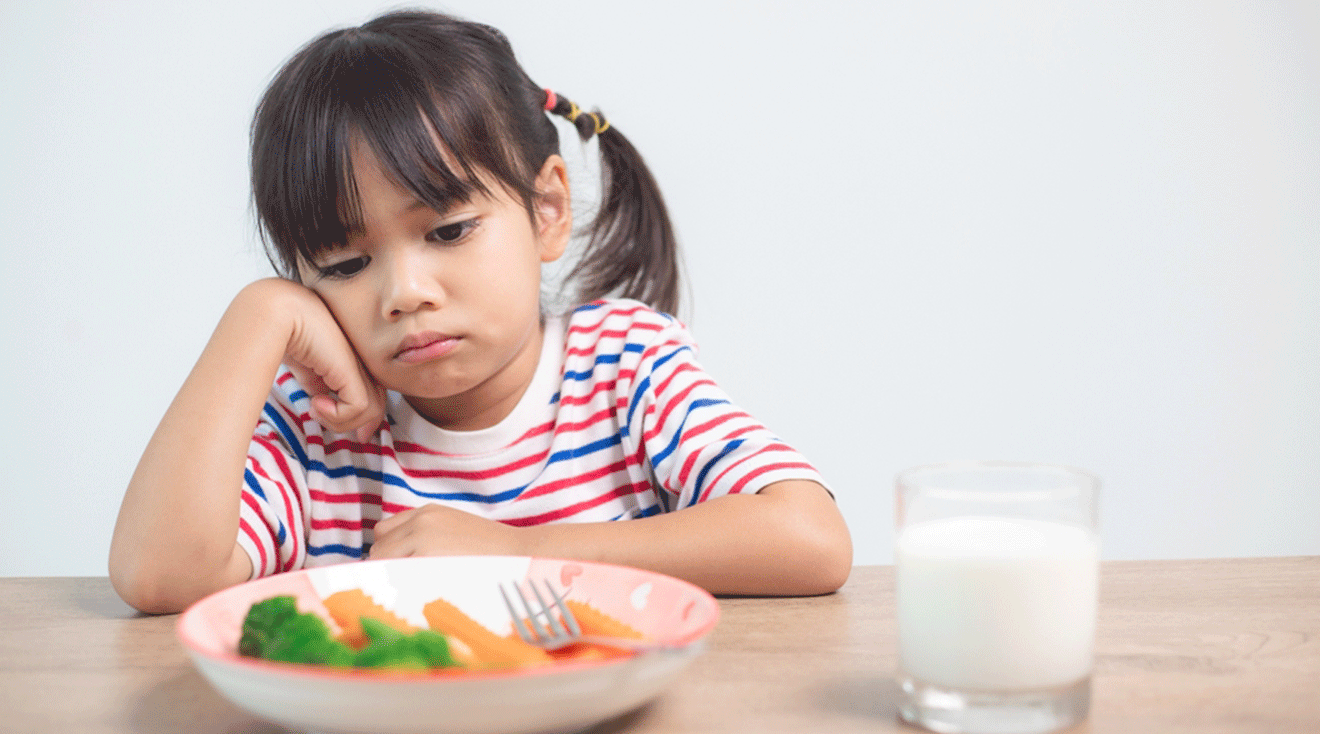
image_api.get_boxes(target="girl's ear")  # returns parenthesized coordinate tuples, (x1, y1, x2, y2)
(533, 155, 572, 263)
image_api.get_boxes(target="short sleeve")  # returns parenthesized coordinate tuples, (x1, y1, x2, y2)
(614, 306, 828, 509)
(237, 369, 313, 578)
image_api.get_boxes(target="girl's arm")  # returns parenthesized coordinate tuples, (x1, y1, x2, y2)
(108, 278, 384, 613)
(368, 480, 852, 596)
(521, 479, 852, 595)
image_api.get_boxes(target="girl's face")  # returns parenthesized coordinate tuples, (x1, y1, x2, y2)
(297, 145, 572, 431)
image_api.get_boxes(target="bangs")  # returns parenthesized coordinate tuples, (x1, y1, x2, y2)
(252, 26, 535, 274)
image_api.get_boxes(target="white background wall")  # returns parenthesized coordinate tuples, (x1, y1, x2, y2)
(2, 1, 1317, 576)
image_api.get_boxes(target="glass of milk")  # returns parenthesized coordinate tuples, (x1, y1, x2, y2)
(895, 461, 1099, 734)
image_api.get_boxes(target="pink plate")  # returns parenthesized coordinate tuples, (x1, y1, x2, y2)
(177, 556, 719, 734)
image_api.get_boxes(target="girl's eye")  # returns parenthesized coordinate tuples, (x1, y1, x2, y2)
(429, 219, 477, 244)
(319, 255, 371, 279)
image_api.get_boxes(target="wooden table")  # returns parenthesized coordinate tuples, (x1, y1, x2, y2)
(2, 558, 1317, 733)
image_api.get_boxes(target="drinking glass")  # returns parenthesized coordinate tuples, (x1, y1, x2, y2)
(895, 461, 1100, 734)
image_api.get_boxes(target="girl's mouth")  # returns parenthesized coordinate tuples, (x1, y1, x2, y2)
(394, 331, 460, 363)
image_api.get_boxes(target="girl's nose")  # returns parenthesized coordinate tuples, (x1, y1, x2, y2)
(381, 248, 443, 318)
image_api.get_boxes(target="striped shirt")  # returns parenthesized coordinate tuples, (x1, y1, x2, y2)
(238, 299, 826, 578)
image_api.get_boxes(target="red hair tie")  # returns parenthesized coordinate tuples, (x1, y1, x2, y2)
(543, 88, 557, 111)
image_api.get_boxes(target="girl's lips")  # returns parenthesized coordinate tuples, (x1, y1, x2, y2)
(394, 332, 460, 364)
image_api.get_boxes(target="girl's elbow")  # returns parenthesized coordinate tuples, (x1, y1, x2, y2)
(109, 559, 182, 614)
(761, 482, 854, 594)
(777, 516, 853, 595)
(800, 531, 854, 594)
(108, 544, 249, 614)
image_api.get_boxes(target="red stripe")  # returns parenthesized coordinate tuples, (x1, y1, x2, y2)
(565, 304, 653, 337)
(652, 360, 699, 400)
(685, 411, 751, 446)
(517, 456, 639, 500)
(505, 481, 651, 526)
(699, 445, 800, 502)
(402, 447, 550, 480)
(246, 454, 301, 572)
(238, 518, 268, 578)
(309, 489, 380, 506)
(238, 496, 270, 576)
(557, 379, 619, 407)
(728, 460, 816, 498)
(311, 517, 365, 531)
(675, 413, 749, 485)
(722, 424, 761, 440)
(308, 489, 412, 514)
(251, 435, 306, 569)
(644, 375, 717, 443)
(319, 435, 387, 456)
(398, 446, 549, 480)
(565, 329, 634, 354)
(552, 405, 618, 435)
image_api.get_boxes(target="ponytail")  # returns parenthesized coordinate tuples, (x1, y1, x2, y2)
(545, 91, 681, 316)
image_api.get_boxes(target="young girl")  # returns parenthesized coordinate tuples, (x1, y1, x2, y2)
(109, 9, 851, 614)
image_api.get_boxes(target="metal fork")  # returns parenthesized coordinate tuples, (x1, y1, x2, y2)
(498, 579, 668, 652)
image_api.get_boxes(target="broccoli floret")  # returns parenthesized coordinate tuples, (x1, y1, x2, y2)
(238, 596, 459, 671)
(238, 595, 353, 667)
(353, 617, 458, 670)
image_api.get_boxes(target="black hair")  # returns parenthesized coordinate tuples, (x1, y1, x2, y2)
(250, 9, 681, 315)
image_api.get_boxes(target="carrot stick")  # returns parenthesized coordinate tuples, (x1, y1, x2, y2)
(564, 600, 645, 639)
(322, 589, 418, 649)
(422, 597, 551, 668)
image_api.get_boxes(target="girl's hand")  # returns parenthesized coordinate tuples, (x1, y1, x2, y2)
(368, 505, 524, 559)
(280, 283, 388, 441)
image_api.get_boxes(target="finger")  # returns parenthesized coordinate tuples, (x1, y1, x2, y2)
(305, 371, 384, 435)
(284, 361, 329, 395)
(372, 508, 412, 537)
(355, 382, 390, 442)
(366, 530, 409, 560)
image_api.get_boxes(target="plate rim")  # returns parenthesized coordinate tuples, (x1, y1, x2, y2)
(176, 554, 720, 683)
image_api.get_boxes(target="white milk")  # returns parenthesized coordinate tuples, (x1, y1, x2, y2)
(896, 515, 1098, 691)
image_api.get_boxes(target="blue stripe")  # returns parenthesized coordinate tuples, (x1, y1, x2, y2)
(242, 468, 267, 500)
(405, 485, 524, 503)
(651, 346, 687, 371)
(547, 431, 623, 464)
(263, 402, 309, 468)
(564, 353, 620, 381)
(650, 397, 730, 467)
(243, 468, 288, 546)
(562, 344, 645, 383)
(289, 389, 308, 403)
(610, 503, 662, 521)
(574, 302, 606, 313)
(625, 346, 692, 428)
(307, 544, 364, 558)
(308, 461, 414, 490)
(690, 438, 745, 507)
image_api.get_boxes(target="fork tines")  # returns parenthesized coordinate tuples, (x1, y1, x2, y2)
(499, 579, 581, 646)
